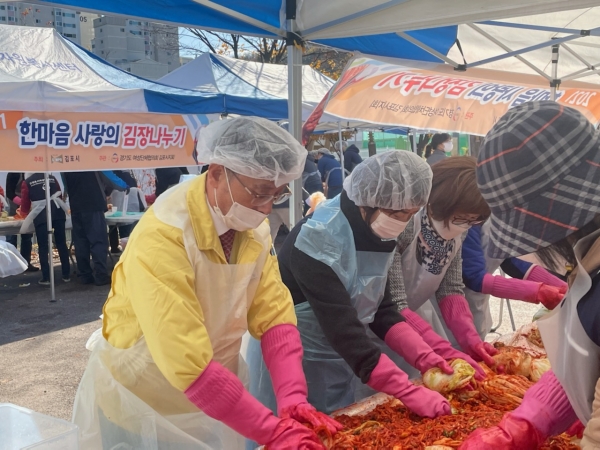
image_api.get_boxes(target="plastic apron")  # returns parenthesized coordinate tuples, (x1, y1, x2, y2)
(73, 180, 269, 450)
(463, 221, 500, 340)
(248, 196, 395, 415)
(538, 228, 600, 424)
(19, 191, 71, 234)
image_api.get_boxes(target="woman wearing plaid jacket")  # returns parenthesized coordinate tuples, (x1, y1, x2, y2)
(460, 102, 600, 449)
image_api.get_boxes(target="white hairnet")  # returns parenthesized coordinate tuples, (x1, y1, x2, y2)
(195, 117, 306, 186)
(343, 151, 432, 210)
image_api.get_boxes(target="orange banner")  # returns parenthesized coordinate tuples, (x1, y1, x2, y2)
(303, 57, 600, 142)
(0, 111, 198, 172)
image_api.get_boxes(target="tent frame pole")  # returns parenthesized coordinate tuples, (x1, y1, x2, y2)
(395, 31, 461, 68)
(551, 43, 559, 101)
(338, 122, 345, 180)
(466, 24, 551, 78)
(44, 172, 56, 302)
(286, 1, 303, 227)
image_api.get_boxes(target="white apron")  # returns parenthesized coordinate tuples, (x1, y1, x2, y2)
(538, 228, 600, 424)
(73, 180, 269, 450)
(463, 221, 500, 339)
(19, 191, 71, 234)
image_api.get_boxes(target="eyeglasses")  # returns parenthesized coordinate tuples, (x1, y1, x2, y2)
(451, 217, 486, 227)
(229, 170, 292, 206)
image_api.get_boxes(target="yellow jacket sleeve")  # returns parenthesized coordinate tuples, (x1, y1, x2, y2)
(107, 210, 213, 392)
(247, 250, 297, 340)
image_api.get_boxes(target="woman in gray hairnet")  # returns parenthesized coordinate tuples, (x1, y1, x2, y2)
(248, 151, 455, 420)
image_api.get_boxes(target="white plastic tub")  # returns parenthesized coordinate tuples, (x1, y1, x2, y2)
(0, 403, 79, 450)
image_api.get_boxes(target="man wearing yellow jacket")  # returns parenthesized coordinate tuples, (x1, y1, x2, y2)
(72, 117, 340, 450)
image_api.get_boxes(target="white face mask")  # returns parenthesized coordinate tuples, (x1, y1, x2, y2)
(431, 218, 469, 241)
(371, 211, 409, 240)
(443, 141, 453, 152)
(213, 171, 267, 231)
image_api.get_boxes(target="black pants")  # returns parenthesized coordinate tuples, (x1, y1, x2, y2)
(72, 211, 109, 283)
(34, 220, 70, 281)
(7, 233, 33, 264)
(108, 225, 132, 251)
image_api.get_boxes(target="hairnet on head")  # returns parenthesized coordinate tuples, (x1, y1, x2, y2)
(195, 116, 306, 186)
(343, 151, 432, 210)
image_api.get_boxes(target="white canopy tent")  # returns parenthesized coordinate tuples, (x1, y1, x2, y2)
(159, 53, 335, 122)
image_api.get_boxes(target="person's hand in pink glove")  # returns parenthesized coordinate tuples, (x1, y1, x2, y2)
(400, 308, 487, 381)
(262, 324, 343, 435)
(266, 418, 325, 450)
(459, 370, 577, 450)
(482, 273, 566, 310)
(384, 321, 453, 375)
(537, 284, 567, 310)
(367, 353, 451, 418)
(439, 295, 497, 367)
(185, 360, 324, 447)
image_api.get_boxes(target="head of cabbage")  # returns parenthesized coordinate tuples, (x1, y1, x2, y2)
(422, 359, 475, 394)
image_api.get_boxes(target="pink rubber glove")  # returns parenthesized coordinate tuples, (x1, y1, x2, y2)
(185, 360, 322, 446)
(367, 354, 451, 418)
(400, 308, 487, 380)
(525, 265, 568, 290)
(459, 413, 545, 449)
(12, 196, 21, 206)
(266, 419, 326, 450)
(384, 321, 453, 375)
(439, 295, 497, 367)
(261, 324, 342, 435)
(460, 371, 577, 450)
(482, 273, 566, 310)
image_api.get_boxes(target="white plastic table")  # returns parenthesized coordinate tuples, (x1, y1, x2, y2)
(104, 212, 144, 226)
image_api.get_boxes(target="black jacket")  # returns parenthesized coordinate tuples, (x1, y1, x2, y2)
(278, 191, 403, 382)
(6, 172, 23, 200)
(22, 174, 65, 226)
(344, 145, 363, 173)
(155, 167, 189, 197)
(63, 172, 108, 213)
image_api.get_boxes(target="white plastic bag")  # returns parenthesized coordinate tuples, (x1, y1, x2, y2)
(0, 241, 28, 277)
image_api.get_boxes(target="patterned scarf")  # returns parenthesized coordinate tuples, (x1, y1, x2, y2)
(417, 209, 455, 275)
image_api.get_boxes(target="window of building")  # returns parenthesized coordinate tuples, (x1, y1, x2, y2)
(56, 22, 62, 26)
(63, 13, 75, 18)
(168, 62, 171, 65)
(129, 30, 142, 36)
(35, 19, 40, 23)
(144, 31, 148, 35)
(120, 28, 125, 32)
(8, 17, 14, 22)
(63, 33, 76, 38)
(0, 6, 5, 10)
(167, 52, 171, 56)
(129, 20, 141, 26)
(100, 40, 103, 44)
(64, 23, 76, 28)
(100, 28, 103, 32)
(101, 51, 104, 54)
(55, 11, 60, 15)
(7, 5, 14, 10)
(0, 16, 5, 21)
(92, 44, 95, 48)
